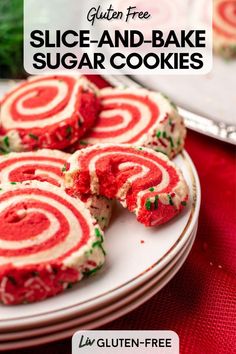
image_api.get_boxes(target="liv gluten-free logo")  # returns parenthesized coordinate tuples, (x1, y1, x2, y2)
(24, 0, 213, 75)
(72, 330, 179, 353)
(78, 334, 96, 348)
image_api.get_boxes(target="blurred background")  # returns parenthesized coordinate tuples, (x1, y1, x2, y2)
(0, 0, 24, 78)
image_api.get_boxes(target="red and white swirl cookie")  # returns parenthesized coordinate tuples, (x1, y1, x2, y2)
(0, 149, 68, 187)
(0, 181, 105, 305)
(64, 144, 189, 227)
(213, 0, 236, 57)
(80, 88, 186, 159)
(0, 149, 112, 229)
(0, 75, 99, 152)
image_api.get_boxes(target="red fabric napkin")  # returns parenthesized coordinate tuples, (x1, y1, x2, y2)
(10, 77, 236, 354)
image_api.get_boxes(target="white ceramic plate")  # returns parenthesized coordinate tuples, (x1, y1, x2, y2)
(0, 226, 197, 351)
(0, 222, 198, 342)
(0, 151, 200, 332)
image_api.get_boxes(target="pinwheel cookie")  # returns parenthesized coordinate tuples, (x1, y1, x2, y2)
(0, 181, 105, 305)
(213, 0, 236, 58)
(79, 88, 186, 159)
(0, 149, 112, 230)
(63, 144, 189, 227)
(0, 75, 99, 152)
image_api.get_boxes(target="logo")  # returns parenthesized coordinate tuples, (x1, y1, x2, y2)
(72, 330, 179, 353)
(78, 335, 95, 348)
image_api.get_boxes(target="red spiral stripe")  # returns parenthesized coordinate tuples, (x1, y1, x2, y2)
(0, 75, 99, 152)
(0, 149, 69, 186)
(0, 149, 112, 230)
(0, 181, 105, 304)
(83, 88, 186, 159)
(64, 144, 189, 227)
(213, 0, 236, 39)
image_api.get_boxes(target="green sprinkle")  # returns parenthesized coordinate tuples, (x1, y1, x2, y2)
(161, 94, 177, 110)
(170, 101, 177, 110)
(181, 201, 187, 206)
(169, 119, 173, 126)
(0, 147, 8, 154)
(149, 187, 154, 192)
(0, 188, 2, 191)
(138, 147, 143, 150)
(79, 141, 88, 146)
(3, 136, 9, 148)
(154, 195, 159, 210)
(83, 265, 103, 277)
(92, 241, 102, 248)
(177, 138, 181, 146)
(92, 241, 106, 256)
(67, 282, 73, 289)
(10, 182, 17, 185)
(169, 136, 174, 148)
(155, 149, 167, 156)
(62, 164, 66, 172)
(85, 249, 93, 257)
(168, 194, 174, 206)
(29, 133, 38, 140)
(66, 126, 72, 138)
(156, 131, 161, 138)
(162, 131, 167, 138)
(100, 245, 106, 256)
(95, 228, 102, 238)
(145, 198, 151, 210)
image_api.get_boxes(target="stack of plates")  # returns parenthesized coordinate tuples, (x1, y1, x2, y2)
(0, 151, 200, 351)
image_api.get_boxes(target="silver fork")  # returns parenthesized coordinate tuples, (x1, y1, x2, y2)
(101, 75, 236, 146)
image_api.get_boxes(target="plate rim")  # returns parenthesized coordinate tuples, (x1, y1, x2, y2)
(0, 228, 197, 351)
(0, 150, 201, 329)
(0, 224, 198, 341)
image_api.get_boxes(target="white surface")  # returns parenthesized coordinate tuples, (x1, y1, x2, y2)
(0, 150, 200, 331)
(137, 57, 236, 125)
(0, 227, 197, 351)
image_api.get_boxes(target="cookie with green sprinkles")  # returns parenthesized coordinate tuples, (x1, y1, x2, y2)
(79, 87, 186, 159)
(80, 195, 113, 230)
(0, 180, 105, 305)
(0, 149, 113, 230)
(0, 74, 100, 152)
(63, 143, 189, 227)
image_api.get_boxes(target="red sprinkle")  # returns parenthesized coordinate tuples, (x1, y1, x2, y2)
(158, 138, 168, 148)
